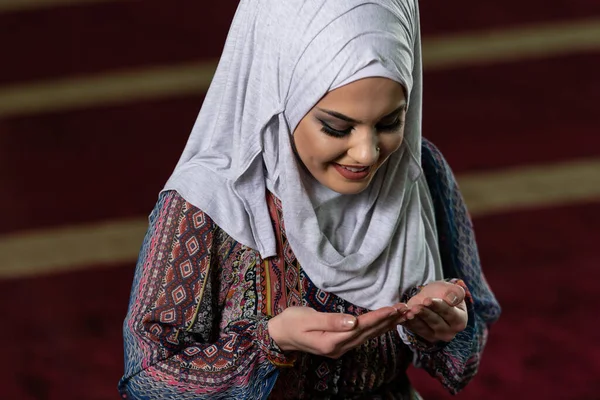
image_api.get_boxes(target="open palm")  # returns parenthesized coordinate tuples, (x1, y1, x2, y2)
(402, 280, 468, 343)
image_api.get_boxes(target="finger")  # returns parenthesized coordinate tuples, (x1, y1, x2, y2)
(443, 285, 466, 307)
(415, 307, 449, 334)
(304, 330, 357, 356)
(388, 303, 410, 325)
(356, 306, 401, 328)
(405, 304, 426, 320)
(406, 293, 426, 307)
(425, 298, 468, 333)
(316, 307, 399, 350)
(337, 307, 404, 346)
(331, 305, 412, 352)
(423, 298, 459, 325)
(392, 303, 410, 314)
(341, 316, 401, 350)
(315, 312, 401, 358)
(306, 311, 358, 332)
(403, 318, 435, 342)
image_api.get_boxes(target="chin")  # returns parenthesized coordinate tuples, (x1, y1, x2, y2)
(327, 180, 371, 195)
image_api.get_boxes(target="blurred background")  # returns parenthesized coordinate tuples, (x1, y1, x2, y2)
(1, 1, 599, 399)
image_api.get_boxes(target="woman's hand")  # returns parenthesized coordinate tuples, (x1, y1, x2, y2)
(268, 304, 408, 359)
(402, 281, 468, 343)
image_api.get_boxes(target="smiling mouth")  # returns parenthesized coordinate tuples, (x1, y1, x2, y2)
(333, 163, 372, 180)
(337, 164, 370, 172)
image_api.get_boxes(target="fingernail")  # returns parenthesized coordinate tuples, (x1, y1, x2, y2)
(343, 317, 356, 328)
(445, 292, 458, 305)
(388, 309, 398, 317)
(395, 304, 408, 312)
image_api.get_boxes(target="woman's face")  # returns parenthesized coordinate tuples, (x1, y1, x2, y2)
(293, 77, 407, 195)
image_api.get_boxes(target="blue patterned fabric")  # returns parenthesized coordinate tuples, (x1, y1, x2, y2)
(415, 138, 501, 393)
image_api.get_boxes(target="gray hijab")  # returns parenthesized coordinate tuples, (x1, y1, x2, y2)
(164, 0, 443, 310)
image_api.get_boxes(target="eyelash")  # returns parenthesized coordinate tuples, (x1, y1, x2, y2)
(318, 118, 404, 138)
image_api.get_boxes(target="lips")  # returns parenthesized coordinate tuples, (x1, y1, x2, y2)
(341, 165, 368, 172)
(333, 163, 371, 180)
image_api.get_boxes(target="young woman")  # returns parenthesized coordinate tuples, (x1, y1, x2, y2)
(119, 1, 500, 398)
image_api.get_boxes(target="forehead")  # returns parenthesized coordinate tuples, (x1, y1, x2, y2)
(316, 78, 406, 119)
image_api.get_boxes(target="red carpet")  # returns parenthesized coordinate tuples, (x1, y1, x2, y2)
(2, 53, 599, 234)
(2, 202, 599, 399)
(0, 264, 133, 400)
(0, 1, 237, 85)
(2, 0, 598, 86)
(410, 201, 600, 398)
(1, 1, 599, 399)
(423, 53, 600, 173)
(0, 95, 205, 234)
(419, 0, 600, 35)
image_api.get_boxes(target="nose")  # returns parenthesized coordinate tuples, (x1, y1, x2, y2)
(347, 128, 379, 165)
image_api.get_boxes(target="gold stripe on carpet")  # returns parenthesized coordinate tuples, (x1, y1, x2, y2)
(0, 218, 148, 278)
(1, 19, 599, 118)
(0, 62, 218, 118)
(459, 159, 600, 216)
(424, 19, 600, 69)
(1, 159, 599, 278)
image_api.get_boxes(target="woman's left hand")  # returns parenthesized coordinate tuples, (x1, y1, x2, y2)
(401, 281, 468, 344)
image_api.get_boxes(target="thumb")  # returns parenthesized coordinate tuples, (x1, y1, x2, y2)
(307, 311, 357, 332)
(444, 284, 466, 306)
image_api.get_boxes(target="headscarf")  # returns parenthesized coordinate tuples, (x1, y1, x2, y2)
(163, 0, 443, 310)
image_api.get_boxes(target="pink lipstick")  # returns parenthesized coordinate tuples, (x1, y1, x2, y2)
(333, 163, 371, 180)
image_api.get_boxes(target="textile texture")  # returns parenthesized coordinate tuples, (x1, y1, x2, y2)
(163, 0, 441, 311)
(118, 139, 500, 399)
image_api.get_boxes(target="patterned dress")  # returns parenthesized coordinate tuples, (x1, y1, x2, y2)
(118, 140, 501, 399)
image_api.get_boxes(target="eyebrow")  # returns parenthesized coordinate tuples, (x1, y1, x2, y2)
(316, 103, 407, 124)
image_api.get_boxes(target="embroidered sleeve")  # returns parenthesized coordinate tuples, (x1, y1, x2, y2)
(118, 191, 290, 400)
(403, 139, 502, 395)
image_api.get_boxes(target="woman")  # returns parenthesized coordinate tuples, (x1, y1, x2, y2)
(119, 1, 500, 398)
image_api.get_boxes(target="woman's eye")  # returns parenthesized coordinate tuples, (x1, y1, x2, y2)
(317, 116, 404, 138)
(318, 120, 353, 138)
(377, 118, 404, 132)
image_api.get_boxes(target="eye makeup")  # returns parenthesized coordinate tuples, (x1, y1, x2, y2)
(316, 112, 405, 138)
(377, 117, 404, 132)
(317, 118, 353, 138)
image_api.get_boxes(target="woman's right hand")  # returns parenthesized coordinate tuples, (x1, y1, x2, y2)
(267, 305, 407, 359)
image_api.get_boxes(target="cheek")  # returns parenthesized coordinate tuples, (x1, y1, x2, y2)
(295, 123, 345, 166)
(292, 123, 313, 163)
(379, 132, 405, 159)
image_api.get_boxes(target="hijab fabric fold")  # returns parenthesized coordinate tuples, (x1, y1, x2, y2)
(164, 0, 443, 309)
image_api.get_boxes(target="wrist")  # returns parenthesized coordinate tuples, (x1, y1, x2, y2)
(267, 314, 289, 352)
(260, 316, 297, 367)
(399, 325, 447, 353)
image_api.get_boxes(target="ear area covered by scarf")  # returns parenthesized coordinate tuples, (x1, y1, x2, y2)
(163, 0, 442, 309)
